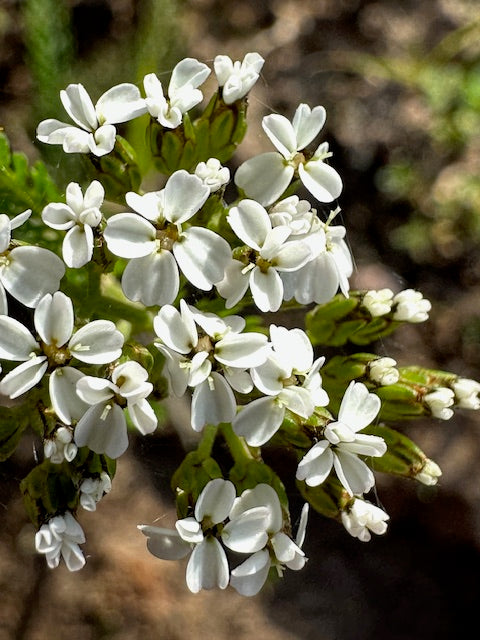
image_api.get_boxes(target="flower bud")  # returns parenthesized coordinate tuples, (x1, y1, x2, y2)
(392, 289, 431, 323)
(362, 289, 394, 317)
(369, 357, 399, 386)
(416, 458, 442, 486)
(424, 387, 455, 420)
(451, 377, 480, 410)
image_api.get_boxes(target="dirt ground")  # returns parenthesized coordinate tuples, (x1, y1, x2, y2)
(1, 1, 480, 639)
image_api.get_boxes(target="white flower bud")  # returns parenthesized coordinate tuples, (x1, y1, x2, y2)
(341, 499, 389, 542)
(392, 289, 431, 323)
(194, 158, 230, 192)
(416, 458, 442, 486)
(362, 289, 394, 317)
(451, 377, 480, 410)
(424, 387, 455, 420)
(369, 357, 399, 386)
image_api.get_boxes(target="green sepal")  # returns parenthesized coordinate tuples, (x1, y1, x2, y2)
(276, 408, 332, 451)
(171, 451, 223, 519)
(375, 382, 427, 420)
(20, 460, 78, 529)
(361, 424, 429, 479)
(87, 135, 141, 203)
(296, 476, 352, 520)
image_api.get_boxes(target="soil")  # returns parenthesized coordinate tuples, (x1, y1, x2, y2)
(1, 1, 480, 639)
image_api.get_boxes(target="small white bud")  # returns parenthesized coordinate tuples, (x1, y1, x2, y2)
(392, 289, 431, 323)
(362, 289, 394, 317)
(369, 357, 399, 386)
(416, 458, 442, 486)
(424, 387, 455, 420)
(451, 377, 480, 410)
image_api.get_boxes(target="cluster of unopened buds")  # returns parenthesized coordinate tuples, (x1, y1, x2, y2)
(1, 52, 479, 595)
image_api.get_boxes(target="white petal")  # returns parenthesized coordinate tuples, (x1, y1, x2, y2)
(68, 320, 124, 364)
(195, 478, 236, 524)
(339, 433, 387, 458)
(296, 441, 333, 486)
(338, 381, 381, 431)
(61, 540, 86, 572)
(104, 213, 156, 258)
(233, 396, 284, 447)
(88, 125, 117, 156)
(275, 239, 313, 272)
(174, 227, 231, 289)
(169, 58, 211, 95)
(122, 252, 179, 306)
(221, 506, 270, 553)
(63, 225, 94, 268)
(279, 386, 314, 419)
(214, 332, 269, 368)
(2, 246, 65, 308)
(292, 104, 326, 150)
(60, 84, 97, 130)
(215, 259, 250, 309)
(214, 55, 234, 86)
(299, 160, 343, 203)
(0, 356, 47, 399)
(0, 316, 39, 360)
(250, 266, 283, 312)
(230, 549, 271, 596)
(227, 199, 271, 250)
(74, 402, 128, 458)
(96, 83, 147, 124)
(62, 128, 95, 154)
(333, 450, 375, 496)
(0, 214, 11, 253)
(34, 292, 73, 347)
(138, 525, 191, 560)
(269, 325, 312, 373)
(36, 120, 84, 146)
(41, 203, 76, 230)
(251, 357, 289, 395)
(0, 284, 7, 315)
(234, 153, 294, 206)
(262, 113, 297, 157)
(49, 366, 89, 424)
(154, 303, 197, 354)
(190, 374, 236, 432)
(230, 484, 283, 533)
(83, 180, 105, 209)
(271, 531, 301, 563)
(128, 398, 157, 435)
(164, 171, 209, 224)
(76, 376, 115, 405)
(186, 537, 229, 592)
(175, 517, 204, 543)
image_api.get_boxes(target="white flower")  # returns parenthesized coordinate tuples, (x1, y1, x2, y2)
(224, 485, 308, 597)
(35, 511, 86, 571)
(144, 58, 210, 128)
(104, 170, 231, 306)
(194, 158, 230, 192)
(341, 498, 389, 542)
(392, 289, 431, 323)
(0, 291, 123, 404)
(451, 377, 480, 410)
(268, 196, 318, 235)
(74, 360, 157, 459)
(217, 199, 313, 312)
(79, 471, 112, 511)
(296, 381, 386, 496)
(233, 325, 328, 446)
(369, 357, 399, 386)
(154, 300, 270, 432)
(44, 425, 77, 464)
(416, 458, 442, 486)
(41, 181, 104, 268)
(0, 210, 65, 310)
(214, 52, 264, 104)
(362, 289, 394, 317)
(139, 478, 235, 593)
(424, 387, 455, 420)
(234, 103, 342, 206)
(37, 82, 147, 156)
(280, 219, 353, 304)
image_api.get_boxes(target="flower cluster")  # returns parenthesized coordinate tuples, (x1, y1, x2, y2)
(139, 479, 307, 596)
(0, 52, 478, 598)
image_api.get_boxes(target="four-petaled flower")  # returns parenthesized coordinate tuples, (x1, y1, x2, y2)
(42, 180, 104, 268)
(37, 82, 147, 156)
(35, 511, 86, 571)
(235, 103, 343, 206)
(296, 381, 386, 496)
(214, 52, 264, 104)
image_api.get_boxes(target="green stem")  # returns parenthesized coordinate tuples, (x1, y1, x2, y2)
(197, 423, 218, 459)
(220, 422, 256, 464)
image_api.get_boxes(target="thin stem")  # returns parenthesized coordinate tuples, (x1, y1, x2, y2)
(220, 422, 256, 464)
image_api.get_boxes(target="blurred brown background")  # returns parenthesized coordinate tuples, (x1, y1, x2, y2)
(1, 1, 480, 638)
